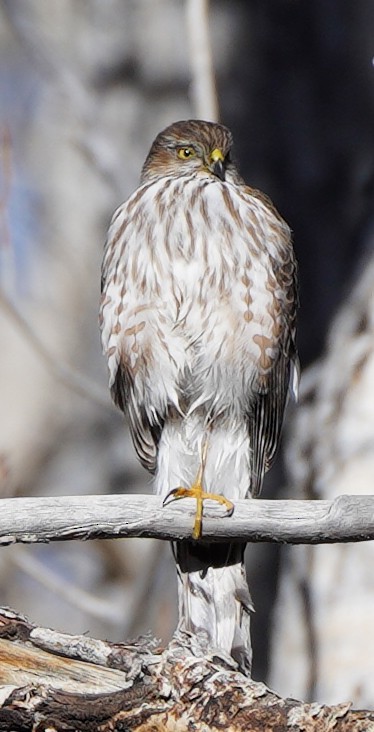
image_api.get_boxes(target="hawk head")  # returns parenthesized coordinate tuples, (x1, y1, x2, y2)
(140, 119, 242, 184)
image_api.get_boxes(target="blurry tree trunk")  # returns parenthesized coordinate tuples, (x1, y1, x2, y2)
(270, 253, 374, 707)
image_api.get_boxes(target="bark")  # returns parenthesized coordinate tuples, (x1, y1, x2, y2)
(0, 494, 373, 547)
(0, 608, 373, 732)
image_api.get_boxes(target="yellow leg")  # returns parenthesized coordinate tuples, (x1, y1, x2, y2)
(163, 437, 234, 539)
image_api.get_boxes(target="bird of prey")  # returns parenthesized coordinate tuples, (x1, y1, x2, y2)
(100, 119, 298, 672)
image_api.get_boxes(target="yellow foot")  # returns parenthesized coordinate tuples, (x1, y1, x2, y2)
(163, 483, 234, 540)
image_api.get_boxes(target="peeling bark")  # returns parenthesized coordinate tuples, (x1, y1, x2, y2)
(0, 608, 372, 731)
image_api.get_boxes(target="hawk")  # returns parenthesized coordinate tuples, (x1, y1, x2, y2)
(100, 120, 298, 672)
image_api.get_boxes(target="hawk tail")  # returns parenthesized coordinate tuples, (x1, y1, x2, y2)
(174, 540, 253, 674)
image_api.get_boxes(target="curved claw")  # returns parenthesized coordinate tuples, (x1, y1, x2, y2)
(162, 487, 191, 507)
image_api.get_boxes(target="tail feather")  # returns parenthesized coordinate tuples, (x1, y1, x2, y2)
(174, 540, 253, 674)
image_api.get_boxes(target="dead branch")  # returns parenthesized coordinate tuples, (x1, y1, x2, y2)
(0, 607, 372, 731)
(0, 291, 112, 410)
(186, 0, 219, 120)
(0, 494, 373, 546)
(9, 547, 123, 624)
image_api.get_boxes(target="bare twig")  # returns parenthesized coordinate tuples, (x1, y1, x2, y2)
(2, 3, 121, 192)
(186, 0, 219, 121)
(0, 494, 373, 546)
(0, 126, 12, 249)
(120, 540, 169, 638)
(0, 126, 15, 291)
(0, 290, 113, 411)
(9, 548, 123, 624)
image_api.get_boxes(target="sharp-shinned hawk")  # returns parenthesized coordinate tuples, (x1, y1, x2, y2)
(100, 120, 298, 672)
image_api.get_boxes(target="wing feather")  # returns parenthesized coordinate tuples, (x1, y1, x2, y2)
(111, 365, 162, 474)
(241, 195, 299, 497)
(249, 350, 297, 496)
(100, 196, 164, 475)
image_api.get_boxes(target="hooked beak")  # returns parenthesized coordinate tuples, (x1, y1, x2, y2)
(209, 148, 226, 181)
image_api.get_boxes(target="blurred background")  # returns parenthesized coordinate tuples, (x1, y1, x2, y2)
(0, 0, 373, 708)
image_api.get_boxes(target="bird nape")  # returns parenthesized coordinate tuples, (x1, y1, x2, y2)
(100, 119, 298, 674)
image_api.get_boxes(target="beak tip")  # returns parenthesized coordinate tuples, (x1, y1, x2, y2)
(212, 160, 226, 181)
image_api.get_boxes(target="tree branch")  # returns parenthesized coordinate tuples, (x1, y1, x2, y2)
(0, 608, 372, 731)
(0, 494, 373, 546)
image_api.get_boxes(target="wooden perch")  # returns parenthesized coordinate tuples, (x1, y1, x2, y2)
(0, 494, 373, 546)
(0, 608, 373, 731)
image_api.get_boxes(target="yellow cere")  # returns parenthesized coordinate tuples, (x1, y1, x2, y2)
(177, 146, 196, 159)
(210, 148, 224, 163)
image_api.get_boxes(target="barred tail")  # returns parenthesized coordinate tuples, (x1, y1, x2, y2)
(174, 540, 253, 674)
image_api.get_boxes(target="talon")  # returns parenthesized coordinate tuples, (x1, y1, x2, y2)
(163, 484, 234, 539)
(163, 487, 190, 506)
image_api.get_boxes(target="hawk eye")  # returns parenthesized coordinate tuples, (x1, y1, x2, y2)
(177, 146, 196, 160)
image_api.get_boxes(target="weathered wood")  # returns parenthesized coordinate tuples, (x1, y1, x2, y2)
(0, 494, 373, 546)
(0, 608, 373, 731)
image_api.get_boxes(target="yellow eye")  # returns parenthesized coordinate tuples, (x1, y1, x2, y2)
(177, 146, 196, 160)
